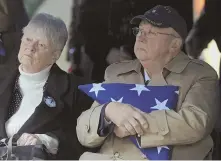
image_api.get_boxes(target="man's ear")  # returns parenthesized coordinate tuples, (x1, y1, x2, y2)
(170, 38, 182, 53)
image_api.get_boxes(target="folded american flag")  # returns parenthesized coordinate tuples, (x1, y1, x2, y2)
(78, 83, 179, 160)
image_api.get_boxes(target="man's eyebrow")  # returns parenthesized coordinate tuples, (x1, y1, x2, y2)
(139, 28, 148, 31)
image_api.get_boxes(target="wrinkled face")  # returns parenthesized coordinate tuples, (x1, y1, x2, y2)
(18, 29, 57, 72)
(134, 22, 177, 62)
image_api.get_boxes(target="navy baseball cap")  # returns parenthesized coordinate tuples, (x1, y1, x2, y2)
(130, 5, 187, 40)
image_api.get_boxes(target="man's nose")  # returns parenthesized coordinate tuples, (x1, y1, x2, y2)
(137, 34, 147, 43)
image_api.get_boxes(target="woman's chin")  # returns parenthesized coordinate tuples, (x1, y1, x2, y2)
(20, 60, 33, 67)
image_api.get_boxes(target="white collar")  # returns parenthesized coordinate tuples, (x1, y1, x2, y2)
(19, 65, 52, 83)
(144, 69, 151, 82)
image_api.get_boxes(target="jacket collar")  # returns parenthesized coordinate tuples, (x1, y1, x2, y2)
(44, 63, 69, 103)
(0, 64, 68, 100)
(117, 51, 191, 75)
(165, 52, 191, 73)
(17, 63, 69, 134)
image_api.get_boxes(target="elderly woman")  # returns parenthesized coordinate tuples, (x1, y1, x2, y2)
(0, 13, 93, 159)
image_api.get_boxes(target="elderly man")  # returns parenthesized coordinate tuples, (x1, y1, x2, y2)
(76, 5, 219, 160)
(0, 13, 93, 159)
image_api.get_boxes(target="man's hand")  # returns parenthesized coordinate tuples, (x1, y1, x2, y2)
(105, 102, 148, 136)
(17, 133, 42, 146)
(114, 126, 131, 138)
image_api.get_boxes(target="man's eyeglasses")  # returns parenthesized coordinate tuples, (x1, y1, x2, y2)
(132, 27, 180, 38)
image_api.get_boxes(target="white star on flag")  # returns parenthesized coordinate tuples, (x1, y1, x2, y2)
(175, 90, 179, 94)
(130, 84, 150, 96)
(150, 98, 170, 110)
(157, 146, 170, 154)
(111, 97, 123, 103)
(89, 83, 106, 97)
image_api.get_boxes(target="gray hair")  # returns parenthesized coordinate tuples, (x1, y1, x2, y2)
(23, 13, 68, 51)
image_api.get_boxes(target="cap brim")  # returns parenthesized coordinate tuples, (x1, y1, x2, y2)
(130, 15, 146, 25)
(130, 15, 170, 28)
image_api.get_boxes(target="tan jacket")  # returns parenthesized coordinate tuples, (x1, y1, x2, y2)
(76, 52, 219, 160)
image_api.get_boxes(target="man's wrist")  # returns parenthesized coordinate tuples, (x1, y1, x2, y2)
(97, 103, 114, 136)
(104, 116, 112, 124)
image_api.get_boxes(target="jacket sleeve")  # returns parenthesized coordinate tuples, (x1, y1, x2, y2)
(137, 71, 219, 148)
(76, 101, 109, 148)
(76, 70, 114, 148)
(45, 97, 94, 159)
(43, 75, 95, 160)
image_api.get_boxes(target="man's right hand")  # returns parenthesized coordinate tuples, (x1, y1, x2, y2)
(114, 126, 131, 138)
(105, 102, 148, 136)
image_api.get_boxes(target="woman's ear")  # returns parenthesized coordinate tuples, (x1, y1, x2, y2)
(52, 50, 61, 63)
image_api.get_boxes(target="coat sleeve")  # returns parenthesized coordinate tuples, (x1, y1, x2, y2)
(137, 70, 219, 148)
(76, 73, 112, 148)
(46, 75, 96, 159)
(76, 101, 108, 148)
